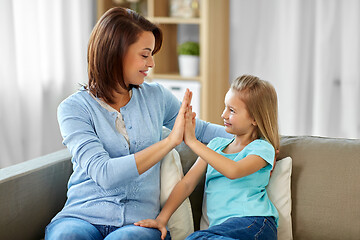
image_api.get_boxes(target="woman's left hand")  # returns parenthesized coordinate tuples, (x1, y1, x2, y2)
(167, 89, 192, 147)
(134, 219, 168, 240)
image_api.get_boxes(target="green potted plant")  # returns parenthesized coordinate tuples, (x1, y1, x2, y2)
(177, 41, 200, 77)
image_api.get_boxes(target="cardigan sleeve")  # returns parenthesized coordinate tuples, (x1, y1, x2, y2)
(57, 98, 139, 190)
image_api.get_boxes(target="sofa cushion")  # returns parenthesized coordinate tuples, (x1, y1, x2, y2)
(160, 149, 194, 240)
(278, 136, 360, 240)
(267, 156, 293, 240)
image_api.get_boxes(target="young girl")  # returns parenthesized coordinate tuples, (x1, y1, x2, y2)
(135, 75, 280, 240)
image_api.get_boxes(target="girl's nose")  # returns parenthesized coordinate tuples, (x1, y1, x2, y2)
(221, 109, 227, 119)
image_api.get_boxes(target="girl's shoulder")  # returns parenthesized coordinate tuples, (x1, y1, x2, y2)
(245, 139, 275, 166)
(207, 137, 233, 150)
(248, 139, 274, 150)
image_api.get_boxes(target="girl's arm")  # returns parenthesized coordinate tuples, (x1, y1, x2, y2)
(184, 107, 267, 180)
(134, 157, 207, 239)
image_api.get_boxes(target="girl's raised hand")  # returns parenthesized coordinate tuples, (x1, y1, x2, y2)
(184, 105, 197, 145)
(167, 89, 193, 147)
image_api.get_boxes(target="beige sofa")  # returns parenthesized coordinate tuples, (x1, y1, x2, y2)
(1, 134, 360, 240)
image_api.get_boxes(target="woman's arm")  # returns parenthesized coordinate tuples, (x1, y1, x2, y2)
(134, 157, 207, 239)
(57, 90, 192, 190)
(184, 107, 267, 180)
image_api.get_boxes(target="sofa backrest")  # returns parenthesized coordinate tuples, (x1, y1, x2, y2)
(278, 136, 360, 240)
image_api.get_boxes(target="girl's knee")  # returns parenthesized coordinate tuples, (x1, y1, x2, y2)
(186, 231, 211, 240)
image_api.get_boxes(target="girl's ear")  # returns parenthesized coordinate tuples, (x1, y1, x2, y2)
(252, 119, 257, 126)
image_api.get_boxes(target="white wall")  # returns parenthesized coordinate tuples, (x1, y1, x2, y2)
(229, 0, 360, 138)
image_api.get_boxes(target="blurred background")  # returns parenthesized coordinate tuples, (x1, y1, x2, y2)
(1, 0, 359, 168)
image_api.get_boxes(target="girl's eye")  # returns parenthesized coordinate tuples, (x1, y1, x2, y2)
(230, 109, 235, 113)
(142, 55, 148, 58)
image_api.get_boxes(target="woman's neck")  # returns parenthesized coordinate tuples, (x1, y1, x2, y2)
(105, 88, 132, 111)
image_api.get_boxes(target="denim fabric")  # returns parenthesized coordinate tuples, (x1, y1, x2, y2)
(45, 217, 171, 240)
(185, 216, 277, 240)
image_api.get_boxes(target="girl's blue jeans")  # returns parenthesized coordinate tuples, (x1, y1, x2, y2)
(45, 217, 171, 240)
(186, 216, 277, 240)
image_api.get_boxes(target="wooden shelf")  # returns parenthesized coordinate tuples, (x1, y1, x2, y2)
(148, 73, 201, 82)
(97, 0, 229, 125)
(149, 17, 201, 25)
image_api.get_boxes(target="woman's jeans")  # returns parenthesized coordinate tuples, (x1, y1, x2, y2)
(186, 216, 277, 240)
(45, 217, 171, 240)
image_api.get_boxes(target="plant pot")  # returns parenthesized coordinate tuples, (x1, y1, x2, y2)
(178, 55, 200, 77)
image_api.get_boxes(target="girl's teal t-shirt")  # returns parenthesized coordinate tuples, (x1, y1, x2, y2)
(205, 137, 279, 227)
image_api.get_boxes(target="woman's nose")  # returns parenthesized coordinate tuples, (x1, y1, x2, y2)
(147, 55, 155, 68)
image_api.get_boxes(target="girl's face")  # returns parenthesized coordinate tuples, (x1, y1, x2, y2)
(123, 31, 155, 87)
(221, 89, 257, 136)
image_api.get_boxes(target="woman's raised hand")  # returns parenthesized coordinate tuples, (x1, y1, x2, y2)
(167, 89, 193, 147)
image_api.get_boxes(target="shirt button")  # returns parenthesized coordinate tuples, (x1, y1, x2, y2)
(128, 126, 132, 129)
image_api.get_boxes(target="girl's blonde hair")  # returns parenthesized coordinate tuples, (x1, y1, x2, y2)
(230, 75, 280, 151)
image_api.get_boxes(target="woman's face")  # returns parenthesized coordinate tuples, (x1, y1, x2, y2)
(123, 31, 155, 87)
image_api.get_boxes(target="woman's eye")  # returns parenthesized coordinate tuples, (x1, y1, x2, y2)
(142, 55, 149, 58)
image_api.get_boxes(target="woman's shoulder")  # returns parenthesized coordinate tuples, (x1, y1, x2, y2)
(58, 88, 92, 112)
(135, 81, 176, 103)
(138, 81, 164, 93)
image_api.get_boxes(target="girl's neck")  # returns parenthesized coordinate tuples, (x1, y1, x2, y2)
(224, 132, 258, 154)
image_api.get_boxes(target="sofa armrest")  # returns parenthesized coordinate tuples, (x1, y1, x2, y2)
(0, 149, 72, 240)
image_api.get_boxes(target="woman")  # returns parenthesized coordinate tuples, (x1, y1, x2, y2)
(45, 7, 230, 240)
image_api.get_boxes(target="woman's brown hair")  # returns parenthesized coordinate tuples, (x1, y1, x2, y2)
(87, 7, 163, 104)
(230, 75, 280, 151)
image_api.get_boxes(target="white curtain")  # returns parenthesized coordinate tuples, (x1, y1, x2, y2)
(0, 0, 96, 168)
(230, 0, 360, 139)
